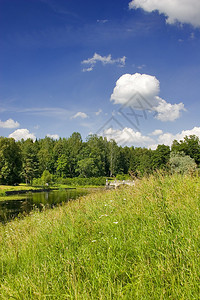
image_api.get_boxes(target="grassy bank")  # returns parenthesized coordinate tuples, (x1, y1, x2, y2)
(0, 184, 41, 201)
(0, 174, 200, 299)
(0, 183, 43, 191)
(0, 184, 42, 194)
(0, 184, 103, 202)
(0, 184, 51, 202)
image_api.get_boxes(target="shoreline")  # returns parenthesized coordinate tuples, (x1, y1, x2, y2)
(5, 187, 77, 196)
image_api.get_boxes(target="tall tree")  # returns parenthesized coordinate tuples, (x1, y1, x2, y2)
(37, 137, 56, 175)
(86, 135, 107, 176)
(152, 144, 170, 170)
(117, 146, 130, 175)
(0, 137, 22, 185)
(56, 154, 69, 177)
(171, 135, 200, 165)
(130, 147, 153, 177)
(20, 139, 39, 184)
(108, 140, 120, 177)
(66, 132, 83, 177)
(76, 158, 99, 177)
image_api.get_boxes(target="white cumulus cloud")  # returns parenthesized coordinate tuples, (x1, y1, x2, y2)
(102, 127, 154, 146)
(150, 129, 163, 136)
(100, 126, 200, 149)
(47, 134, 59, 140)
(154, 97, 185, 122)
(129, 0, 200, 27)
(0, 118, 20, 128)
(71, 112, 88, 119)
(9, 129, 36, 141)
(110, 73, 185, 122)
(157, 127, 200, 146)
(82, 53, 126, 72)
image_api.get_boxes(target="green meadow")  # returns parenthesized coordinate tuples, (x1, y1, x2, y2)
(0, 174, 199, 299)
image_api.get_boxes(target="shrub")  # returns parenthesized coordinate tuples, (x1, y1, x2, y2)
(169, 151, 197, 175)
(56, 177, 106, 186)
(116, 174, 131, 181)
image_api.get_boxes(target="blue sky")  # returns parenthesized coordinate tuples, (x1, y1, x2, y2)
(0, 0, 200, 148)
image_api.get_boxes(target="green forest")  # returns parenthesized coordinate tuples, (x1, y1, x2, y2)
(0, 132, 200, 185)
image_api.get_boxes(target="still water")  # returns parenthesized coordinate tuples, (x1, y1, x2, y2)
(0, 189, 89, 223)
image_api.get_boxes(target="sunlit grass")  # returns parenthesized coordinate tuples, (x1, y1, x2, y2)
(0, 194, 28, 202)
(0, 173, 199, 299)
(0, 184, 52, 201)
(0, 184, 41, 192)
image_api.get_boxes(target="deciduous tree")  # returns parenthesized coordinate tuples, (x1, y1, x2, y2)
(0, 137, 22, 185)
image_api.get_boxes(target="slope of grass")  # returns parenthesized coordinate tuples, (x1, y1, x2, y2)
(0, 174, 199, 299)
(0, 184, 43, 199)
(0, 184, 41, 192)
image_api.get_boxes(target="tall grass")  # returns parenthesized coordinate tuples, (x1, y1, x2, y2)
(0, 173, 199, 299)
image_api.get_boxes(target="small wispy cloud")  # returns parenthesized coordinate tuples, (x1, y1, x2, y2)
(71, 112, 88, 119)
(15, 107, 70, 118)
(97, 19, 108, 24)
(137, 64, 146, 70)
(82, 67, 94, 73)
(81, 53, 126, 72)
(95, 109, 102, 116)
(47, 134, 59, 140)
(40, 0, 78, 18)
(190, 32, 195, 40)
(150, 129, 163, 136)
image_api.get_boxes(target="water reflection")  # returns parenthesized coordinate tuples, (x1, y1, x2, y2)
(0, 189, 88, 223)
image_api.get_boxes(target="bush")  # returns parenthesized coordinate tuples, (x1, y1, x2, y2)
(55, 177, 106, 186)
(169, 151, 197, 175)
(41, 170, 52, 186)
(116, 174, 131, 181)
(32, 178, 42, 186)
(32, 171, 53, 187)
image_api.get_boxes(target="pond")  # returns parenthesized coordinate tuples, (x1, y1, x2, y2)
(0, 189, 89, 223)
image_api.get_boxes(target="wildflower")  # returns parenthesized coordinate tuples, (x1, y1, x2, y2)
(92, 240, 97, 243)
(113, 221, 118, 224)
(99, 214, 108, 218)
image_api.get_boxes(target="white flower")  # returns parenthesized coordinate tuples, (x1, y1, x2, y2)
(113, 221, 118, 224)
(99, 214, 108, 218)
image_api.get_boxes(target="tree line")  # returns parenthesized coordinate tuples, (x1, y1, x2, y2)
(0, 132, 200, 185)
